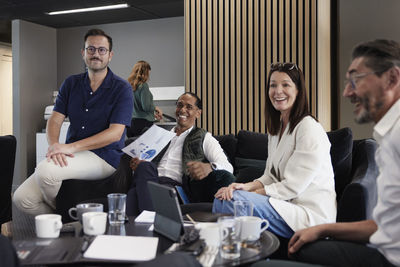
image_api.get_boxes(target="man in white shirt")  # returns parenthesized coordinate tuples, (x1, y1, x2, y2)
(287, 39, 400, 266)
(126, 92, 234, 215)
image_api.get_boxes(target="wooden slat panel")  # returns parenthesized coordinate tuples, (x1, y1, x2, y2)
(184, 0, 190, 93)
(242, 0, 248, 131)
(184, 0, 331, 135)
(248, 0, 253, 131)
(224, 0, 230, 133)
(311, 0, 317, 117)
(201, 0, 207, 128)
(285, 0, 291, 62)
(207, 0, 212, 132)
(230, 0, 236, 133)
(218, 0, 224, 135)
(260, 0, 266, 133)
(254, 0, 259, 132)
(190, 0, 196, 95)
(236, 0, 242, 133)
(212, 0, 218, 133)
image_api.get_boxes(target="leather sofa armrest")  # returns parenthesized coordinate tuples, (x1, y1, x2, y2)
(337, 139, 378, 222)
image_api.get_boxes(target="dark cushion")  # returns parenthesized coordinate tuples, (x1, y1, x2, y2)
(234, 157, 266, 183)
(236, 130, 268, 160)
(327, 127, 353, 200)
(0, 135, 16, 225)
(214, 134, 237, 165)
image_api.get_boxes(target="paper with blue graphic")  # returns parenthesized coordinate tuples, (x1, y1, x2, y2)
(122, 125, 176, 161)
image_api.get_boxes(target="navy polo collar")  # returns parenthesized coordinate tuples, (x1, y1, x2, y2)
(84, 67, 114, 90)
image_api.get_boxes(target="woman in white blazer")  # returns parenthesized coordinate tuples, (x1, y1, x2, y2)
(213, 63, 337, 238)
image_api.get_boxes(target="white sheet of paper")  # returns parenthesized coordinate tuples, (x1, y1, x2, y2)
(134, 210, 155, 223)
(83, 235, 159, 262)
(122, 125, 175, 161)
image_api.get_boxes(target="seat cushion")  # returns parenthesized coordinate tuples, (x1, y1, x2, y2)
(327, 127, 353, 200)
(236, 130, 268, 160)
(234, 157, 266, 183)
(214, 134, 237, 166)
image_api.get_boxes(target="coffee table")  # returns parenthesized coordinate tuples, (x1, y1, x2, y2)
(11, 215, 279, 266)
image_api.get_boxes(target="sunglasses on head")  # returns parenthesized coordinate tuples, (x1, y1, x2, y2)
(270, 62, 299, 71)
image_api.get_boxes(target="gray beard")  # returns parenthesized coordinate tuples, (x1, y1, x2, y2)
(354, 94, 384, 124)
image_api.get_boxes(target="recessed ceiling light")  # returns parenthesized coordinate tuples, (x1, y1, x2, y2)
(47, 3, 129, 15)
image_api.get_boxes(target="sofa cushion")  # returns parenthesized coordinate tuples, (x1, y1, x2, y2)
(234, 157, 266, 183)
(327, 127, 353, 200)
(236, 130, 268, 160)
(215, 134, 237, 165)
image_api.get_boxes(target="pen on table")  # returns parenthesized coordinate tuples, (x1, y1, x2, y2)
(186, 214, 196, 225)
(81, 239, 89, 253)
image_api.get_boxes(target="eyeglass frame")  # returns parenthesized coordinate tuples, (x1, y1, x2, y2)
(85, 46, 109, 55)
(344, 71, 377, 90)
(176, 101, 198, 111)
(270, 62, 299, 71)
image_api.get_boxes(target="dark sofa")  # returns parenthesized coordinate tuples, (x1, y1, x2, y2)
(56, 127, 378, 225)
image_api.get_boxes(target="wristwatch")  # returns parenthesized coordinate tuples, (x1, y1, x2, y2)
(211, 163, 217, 170)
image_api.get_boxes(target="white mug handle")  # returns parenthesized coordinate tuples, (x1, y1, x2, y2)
(68, 207, 78, 220)
(260, 219, 269, 233)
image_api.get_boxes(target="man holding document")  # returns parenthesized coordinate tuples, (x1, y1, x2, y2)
(126, 92, 234, 216)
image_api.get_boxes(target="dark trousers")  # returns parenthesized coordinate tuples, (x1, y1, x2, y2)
(0, 235, 20, 267)
(126, 162, 235, 216)
(293, 239, 395, 267)
(126, 118, 153, 138)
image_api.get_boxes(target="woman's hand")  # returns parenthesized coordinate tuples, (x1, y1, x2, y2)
(154, 106, 163, 121)
(214, 183, 251, 200)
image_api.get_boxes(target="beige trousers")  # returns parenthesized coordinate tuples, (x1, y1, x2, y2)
(13, 151, 115, 215)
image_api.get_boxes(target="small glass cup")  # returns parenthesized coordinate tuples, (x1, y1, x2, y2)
(107, 193, 126, 225)
(234, 200, 254, 217)
(218, 216, 241, 259)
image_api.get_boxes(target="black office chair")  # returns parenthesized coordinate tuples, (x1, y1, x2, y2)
(0, 135, 17, 226)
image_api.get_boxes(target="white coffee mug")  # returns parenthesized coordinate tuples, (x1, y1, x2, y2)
(238, 216, 269, 241)
(35, 214, 62, 238)
(195, 223, 220, 247)
(82, 211, 107, 236)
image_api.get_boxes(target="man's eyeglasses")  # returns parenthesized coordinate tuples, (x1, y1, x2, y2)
(270, 62, 299, 71)
(85, 46, 109, 55)
(176, 102, 197, 111)
(344, 72, 377, 90)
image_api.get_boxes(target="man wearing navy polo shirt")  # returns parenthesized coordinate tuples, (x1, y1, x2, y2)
(13, 29, 133, 215)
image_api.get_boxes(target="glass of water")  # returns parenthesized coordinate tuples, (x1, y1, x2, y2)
(107, 193, 126, 225)
(218, 216, 241, 259)
(234, 200, 254, 217)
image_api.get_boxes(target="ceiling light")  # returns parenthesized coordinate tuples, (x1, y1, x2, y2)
(47, 3, 129, 15)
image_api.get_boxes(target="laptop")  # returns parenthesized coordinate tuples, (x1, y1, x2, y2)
(147, 181, 184, 242)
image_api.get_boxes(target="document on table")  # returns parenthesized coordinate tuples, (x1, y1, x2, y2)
(134, 210, 155, 223)
(122, 125, 175, 161)
(83, 235, 159, 262)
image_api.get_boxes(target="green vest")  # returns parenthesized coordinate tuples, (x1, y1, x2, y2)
(152, 127, 209, 177)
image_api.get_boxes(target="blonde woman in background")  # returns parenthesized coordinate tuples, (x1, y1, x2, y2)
(127, 60, 163, 137)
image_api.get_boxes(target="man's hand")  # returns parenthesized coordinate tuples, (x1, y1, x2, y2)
(186, 161, 212, 180)
(214, 182, 251, 200)
(288, 225, 325, 256)
(46, 143, 75, 167)
(130, 157, 144, 171)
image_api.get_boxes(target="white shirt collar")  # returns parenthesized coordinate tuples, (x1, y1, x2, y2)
(373, 99, 400, 144)
(171, 125, 195, 136)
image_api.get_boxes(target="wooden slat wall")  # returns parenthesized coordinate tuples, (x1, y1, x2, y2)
(185, 0, 331, 135)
